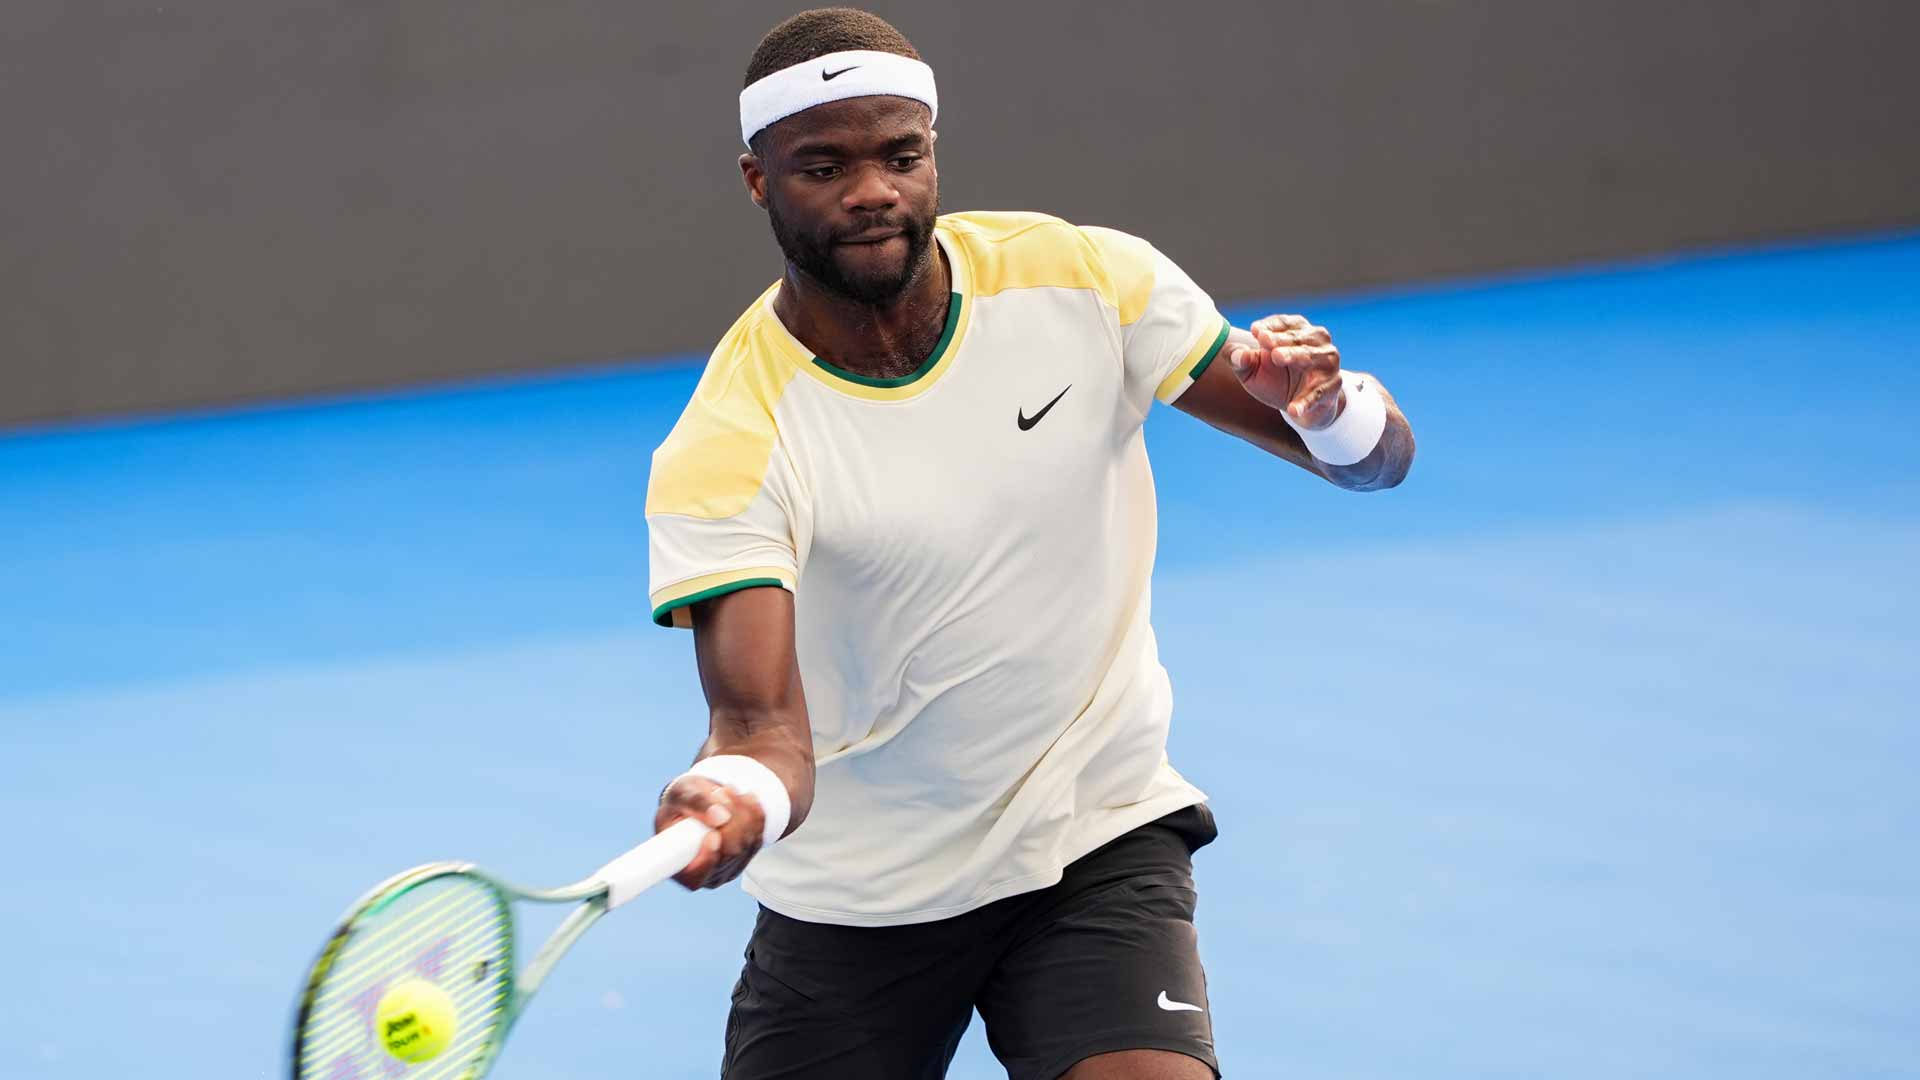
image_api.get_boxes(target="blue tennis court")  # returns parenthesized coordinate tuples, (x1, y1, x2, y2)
(2, 233, 1916, 1078)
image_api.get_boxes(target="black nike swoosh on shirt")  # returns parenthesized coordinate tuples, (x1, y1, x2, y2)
(1017, 385, 1071, 430)
(821, 66, 859, 80)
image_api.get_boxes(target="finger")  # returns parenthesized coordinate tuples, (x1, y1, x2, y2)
(664, 786, 765, 889)
(1250, 316, 1297, 342)
(672, 842, 720, 890)
(705, 843, 759, 889)
(1273, 326, 1331, 347)
(701, 827, 739, 889)
(655, 777, 730, 832)
(1270, 344, 1340, 371)
(714, 791, 766, 863)
(703, 786, 737, 830)
(1253, 314, 1309, 334)
(1268, 345, 1333, 371)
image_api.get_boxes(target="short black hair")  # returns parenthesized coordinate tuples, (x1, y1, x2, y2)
(744, 7, 920, 88)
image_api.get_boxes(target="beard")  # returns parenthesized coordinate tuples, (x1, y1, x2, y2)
(766, 195, 938, 305)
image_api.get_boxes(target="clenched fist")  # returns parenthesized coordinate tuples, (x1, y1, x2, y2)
(1221, 314, 1345, 429)
(655, 774, 767, 890)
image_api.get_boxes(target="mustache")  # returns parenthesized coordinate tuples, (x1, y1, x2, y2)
(833, 215, 914, 240)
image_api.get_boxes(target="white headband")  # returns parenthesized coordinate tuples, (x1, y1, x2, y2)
(739, 49, 938, 147)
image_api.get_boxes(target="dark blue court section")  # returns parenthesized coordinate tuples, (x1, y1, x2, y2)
(1, 234, 1915, 1078)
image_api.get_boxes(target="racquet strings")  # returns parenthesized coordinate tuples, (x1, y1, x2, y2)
(296, 874, 514, 1079)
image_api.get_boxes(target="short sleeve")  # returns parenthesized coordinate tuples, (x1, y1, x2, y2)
(645, 364, 801, 629)
(1082, 226, 1231, 411)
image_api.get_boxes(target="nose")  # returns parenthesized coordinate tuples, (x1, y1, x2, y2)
(841, 162, 899, 214)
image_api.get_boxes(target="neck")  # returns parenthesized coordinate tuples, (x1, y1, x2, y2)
(773, 243, 952, 381)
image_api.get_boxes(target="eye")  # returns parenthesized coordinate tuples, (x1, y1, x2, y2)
(802, 165, 841, 180)
(890, 155, 922, 170)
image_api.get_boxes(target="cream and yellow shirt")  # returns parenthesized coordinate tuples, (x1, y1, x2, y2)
(647, 211, 1229, 925)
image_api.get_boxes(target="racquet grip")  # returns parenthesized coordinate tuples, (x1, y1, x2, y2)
(595, 818, 709, 909)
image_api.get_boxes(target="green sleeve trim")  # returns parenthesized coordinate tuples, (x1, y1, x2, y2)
(1188, 318, 1231, 382)
(651, 577, 788, 628)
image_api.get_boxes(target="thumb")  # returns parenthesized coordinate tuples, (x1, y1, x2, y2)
(1224, 342, 1260, 380)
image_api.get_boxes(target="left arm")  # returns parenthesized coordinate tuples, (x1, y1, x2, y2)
(1172, 315, 1415, 491)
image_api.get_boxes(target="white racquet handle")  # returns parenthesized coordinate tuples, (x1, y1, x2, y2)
(594, 817, 709, 910)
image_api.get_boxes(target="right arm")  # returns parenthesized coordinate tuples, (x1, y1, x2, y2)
(654, 585, 814, 890)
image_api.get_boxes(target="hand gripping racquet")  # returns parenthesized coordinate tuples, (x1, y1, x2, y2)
(290, 818, 708, 1079)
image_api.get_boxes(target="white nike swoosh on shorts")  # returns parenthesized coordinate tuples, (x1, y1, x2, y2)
(1156, 990, 1204, 1012)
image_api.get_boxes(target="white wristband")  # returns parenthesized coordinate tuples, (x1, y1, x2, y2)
(682, 755, 791, 849)
(1283, 370, 1388, 466)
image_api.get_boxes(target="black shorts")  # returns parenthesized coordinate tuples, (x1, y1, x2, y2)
(721, 803, 1221, 1080)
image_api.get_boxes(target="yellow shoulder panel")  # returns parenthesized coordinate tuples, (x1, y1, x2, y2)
(939, 211, 1123, 313)
(1076, 225, 1157, 328)
(646, 293, 802, 521)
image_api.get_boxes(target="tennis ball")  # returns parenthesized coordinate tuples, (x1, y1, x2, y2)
(375, 978, 457, 1063)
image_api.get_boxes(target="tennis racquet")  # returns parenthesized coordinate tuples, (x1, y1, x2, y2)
(290, 817, 709, 1079)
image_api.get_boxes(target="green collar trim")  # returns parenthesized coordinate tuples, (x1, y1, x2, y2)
(810, 292, 962, 388)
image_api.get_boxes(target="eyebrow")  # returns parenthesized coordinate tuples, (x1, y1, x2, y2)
(786, 131, 928, 160)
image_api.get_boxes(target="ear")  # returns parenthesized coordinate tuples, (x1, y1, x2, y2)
(739, 153, 768, 210)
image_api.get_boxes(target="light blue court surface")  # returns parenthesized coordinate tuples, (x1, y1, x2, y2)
(3, 233, 1917, 1079)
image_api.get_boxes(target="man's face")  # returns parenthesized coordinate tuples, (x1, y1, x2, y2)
(746, 97, 939, 305)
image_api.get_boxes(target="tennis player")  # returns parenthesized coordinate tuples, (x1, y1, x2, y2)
(644, 9, 1415, 1078)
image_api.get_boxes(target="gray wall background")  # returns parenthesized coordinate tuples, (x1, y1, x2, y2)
(5, 0, 1918, 427)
